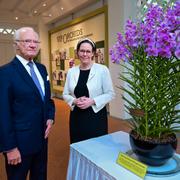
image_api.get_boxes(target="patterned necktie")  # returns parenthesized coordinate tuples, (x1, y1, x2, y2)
(28, 61, 44, 101)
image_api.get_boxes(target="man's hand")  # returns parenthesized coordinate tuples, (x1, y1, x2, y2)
(44, 119, 54, 139)
(6, 148, 21, 165)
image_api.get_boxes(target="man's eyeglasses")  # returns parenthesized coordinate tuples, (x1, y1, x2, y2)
(16, 39, 40, 44)
(79, 49, 92, 54)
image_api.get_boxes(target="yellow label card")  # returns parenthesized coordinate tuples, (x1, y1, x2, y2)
(116, 152, 147, 179)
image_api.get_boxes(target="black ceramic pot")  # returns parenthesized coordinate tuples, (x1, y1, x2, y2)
(129, 130, 177, 166)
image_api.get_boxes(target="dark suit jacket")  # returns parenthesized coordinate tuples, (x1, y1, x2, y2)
(0, 57, 55, 155)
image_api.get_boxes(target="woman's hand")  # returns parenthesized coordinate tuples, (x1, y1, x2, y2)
(75, 96, 95, 109)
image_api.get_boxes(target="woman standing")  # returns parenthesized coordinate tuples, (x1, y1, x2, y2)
(63, 38, 115, 143)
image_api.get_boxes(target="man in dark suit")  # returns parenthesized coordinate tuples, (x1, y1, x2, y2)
(0, 27, 55, 180)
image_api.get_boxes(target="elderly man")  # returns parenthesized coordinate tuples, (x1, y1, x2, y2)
(0, 27, 55, 180)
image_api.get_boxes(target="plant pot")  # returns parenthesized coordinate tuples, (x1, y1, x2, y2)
(129, 130, 177, 166)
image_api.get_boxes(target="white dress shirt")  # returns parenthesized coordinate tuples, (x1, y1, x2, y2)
(16, 55, 45, 95)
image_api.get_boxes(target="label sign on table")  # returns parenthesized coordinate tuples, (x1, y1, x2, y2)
(116, 152, 147, 179)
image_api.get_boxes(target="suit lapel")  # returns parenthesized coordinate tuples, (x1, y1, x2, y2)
(88, 63, 95, 81)
(12, 58, 43, 101)
(74, 66, 80, 84)
(36, 63, 47, 98)
(36, 63, 46, 81)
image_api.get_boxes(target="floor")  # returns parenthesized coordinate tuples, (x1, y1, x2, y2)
(0, 98, 179, 180)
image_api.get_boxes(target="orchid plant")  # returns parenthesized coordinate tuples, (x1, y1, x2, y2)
(110, 1, 180, 139)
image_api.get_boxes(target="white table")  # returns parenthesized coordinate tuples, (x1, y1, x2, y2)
(66, 131, 180, 180)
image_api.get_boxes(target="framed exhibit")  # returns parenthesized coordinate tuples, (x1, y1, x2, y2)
(49, 6, 108, 94)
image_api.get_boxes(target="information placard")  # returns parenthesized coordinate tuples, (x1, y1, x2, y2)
(117, 152, 147, 179)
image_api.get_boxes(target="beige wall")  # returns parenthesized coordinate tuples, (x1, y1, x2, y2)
(0, 37, 14, 66)
(108, 0, 136, 119)
(38, 20, 51, 74)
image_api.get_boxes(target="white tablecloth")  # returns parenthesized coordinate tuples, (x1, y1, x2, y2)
(66, 131, 180, 180)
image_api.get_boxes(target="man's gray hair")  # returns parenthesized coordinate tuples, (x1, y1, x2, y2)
(13, 27, 39, 41)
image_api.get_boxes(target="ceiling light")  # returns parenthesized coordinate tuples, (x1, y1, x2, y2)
(15, 17, 19, 20)
(61, 7, 64, 10)
(43, 3, 46, 7)
(34, 10, 38, 14)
